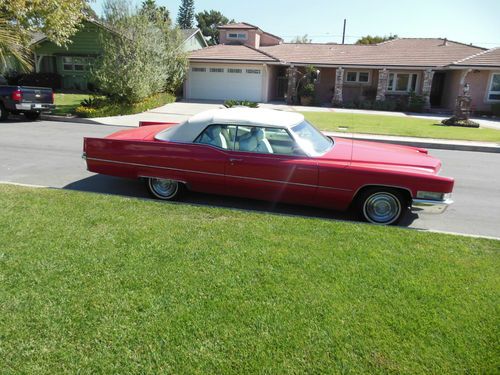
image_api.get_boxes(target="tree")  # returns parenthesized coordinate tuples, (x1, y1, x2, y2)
(177, 0, 195, 29)
(140, 0, 171, 25)
(0, 17, 31, 72)
(196, 10, 233, 45)
(92, 0, 187, 103)
(291, 34, 312, 44)
(355, 34, 398, 45)
(0, 0, 91, 47)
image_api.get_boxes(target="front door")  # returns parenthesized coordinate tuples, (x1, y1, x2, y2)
(430, 72, 446, 107)
(225, 125, 318, 205)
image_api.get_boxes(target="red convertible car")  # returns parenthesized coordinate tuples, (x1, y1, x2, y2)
(83, 108, 454, 225)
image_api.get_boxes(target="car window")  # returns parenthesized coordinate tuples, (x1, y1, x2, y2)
(194, 124, 236, 150)
(235, 126, 303, 156)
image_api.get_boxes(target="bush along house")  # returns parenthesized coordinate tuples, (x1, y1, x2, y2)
(185, 22, 500, 114)
(29, 19, 207, 91)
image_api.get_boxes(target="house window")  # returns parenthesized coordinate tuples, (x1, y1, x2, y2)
(192, 67, 206, 72)
(246, 69, 261, 74)
(345, 71, 370, 83)
(487, 73, 500, 101)
(227, 68, 242, 73)
(227, 32, 247, 40)
(62, 56, 93, 72)
(209, 68, 224, 73)
(387, 72, 418, 92)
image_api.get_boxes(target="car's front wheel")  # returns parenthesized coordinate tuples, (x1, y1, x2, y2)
(146, 178, 183, 200)
(356, 188, 408, 225)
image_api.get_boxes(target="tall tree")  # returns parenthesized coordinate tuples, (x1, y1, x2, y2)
(177, 0, 195, 28)
(0, 17, 31, 72)
(291, 34, 312, 43)
(355, 34, 398, 45)
(195, 10, 233, 45)
(141, 0, 171, 25)
(1, 0, 91, 47)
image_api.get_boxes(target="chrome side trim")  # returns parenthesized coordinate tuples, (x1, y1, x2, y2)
(411, 198, 453, 214)
(86, 156, 353, 192)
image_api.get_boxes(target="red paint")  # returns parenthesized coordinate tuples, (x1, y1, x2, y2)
(84, 124, 454, 211)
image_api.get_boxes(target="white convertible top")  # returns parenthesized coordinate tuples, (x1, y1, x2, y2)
(155, 107, 305, 143)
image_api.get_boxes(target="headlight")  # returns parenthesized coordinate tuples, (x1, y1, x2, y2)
(416, 191, 451, 201)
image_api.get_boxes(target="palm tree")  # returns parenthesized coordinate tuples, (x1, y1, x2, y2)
(0, 17, 32, 73)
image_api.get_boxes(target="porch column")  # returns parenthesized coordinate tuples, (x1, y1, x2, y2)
(422, 68, 435, 110)
(376, 68, 388, 101)
(333, 67, 344, 104)
(286, 66, 298, 105)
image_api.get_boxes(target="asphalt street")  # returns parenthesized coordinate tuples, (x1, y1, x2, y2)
(1, 118, 499, 238)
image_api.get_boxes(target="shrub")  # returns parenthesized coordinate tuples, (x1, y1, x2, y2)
(408, 93, 426, 113)
(75, 92, 175, 118)
(491, 103, 500, 116)
(441, 116, 480, 128)
(224, 100, 259, 108)
(373, 100, 397, 111)
(91, 1, 187, 103)
(359, 100, 373, 110)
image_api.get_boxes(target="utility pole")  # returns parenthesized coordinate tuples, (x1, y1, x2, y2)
(342, 19, 346, 44)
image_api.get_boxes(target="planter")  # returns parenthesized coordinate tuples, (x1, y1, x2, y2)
(300, 96, 313, 106)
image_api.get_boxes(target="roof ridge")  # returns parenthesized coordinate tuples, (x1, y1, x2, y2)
(452, 46, 500, 65)
(244, 44, 280, 61)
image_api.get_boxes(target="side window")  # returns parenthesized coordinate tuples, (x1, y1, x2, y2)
(235, 126, 302, 156)
(195, 124, 236, 150)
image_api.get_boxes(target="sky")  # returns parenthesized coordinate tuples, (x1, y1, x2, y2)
(91, 0, 500, 48)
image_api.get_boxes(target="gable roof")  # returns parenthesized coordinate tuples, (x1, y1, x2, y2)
(218, 22, 283, 42)
(189, 44, 279, 63)
(451, 47, 500, 68)
(180, 28, 208, 48)
(189, 37, 487, 68)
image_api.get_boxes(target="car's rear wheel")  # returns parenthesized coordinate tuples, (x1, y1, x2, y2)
(356, 188, 408, 225)
(24, 111, 41, 121)
(146, 178, 183, 200)
(0, 103, 9, 121)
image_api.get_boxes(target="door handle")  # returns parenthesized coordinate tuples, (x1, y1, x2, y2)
(229, 158, 243, 163)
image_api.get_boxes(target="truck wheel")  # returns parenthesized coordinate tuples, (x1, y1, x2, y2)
(24, 111, 41, 121)
(356, 187, 408, 225)
(0, 103, 8, 121)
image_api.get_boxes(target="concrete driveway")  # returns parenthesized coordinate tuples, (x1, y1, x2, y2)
(1, 118, 499, 239)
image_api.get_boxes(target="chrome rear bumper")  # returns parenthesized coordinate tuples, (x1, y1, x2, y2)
(411, 198, 453, 214)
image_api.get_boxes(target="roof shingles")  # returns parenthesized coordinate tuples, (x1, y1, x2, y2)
(189, 38, 489, 68)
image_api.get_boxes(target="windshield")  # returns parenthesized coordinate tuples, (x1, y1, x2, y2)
(290, 120, 333, 156)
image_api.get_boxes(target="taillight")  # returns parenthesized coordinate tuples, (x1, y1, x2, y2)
(11, 89, 22, 102)
(51, 91, 55, 104)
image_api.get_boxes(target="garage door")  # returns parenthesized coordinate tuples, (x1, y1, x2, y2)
(187, 66, 263, 102)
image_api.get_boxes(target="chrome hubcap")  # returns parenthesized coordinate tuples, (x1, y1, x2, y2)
(363, 192, 401, 224)
(150, 178, 178, 198)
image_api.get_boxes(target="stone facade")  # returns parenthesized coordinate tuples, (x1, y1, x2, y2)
(421, 69, 435, 110)
(332, 67, 344, 103)
(286, 66, 298, 104)
(375, 69, 389, 101)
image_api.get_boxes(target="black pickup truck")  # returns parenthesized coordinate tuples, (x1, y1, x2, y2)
(0, 76, 55, 121)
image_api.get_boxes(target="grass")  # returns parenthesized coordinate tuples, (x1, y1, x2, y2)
(53, 93, 92, 116)
(74, 92, 176, 118)
(303, 112, 500, 142)
(0, 185, 498, 374)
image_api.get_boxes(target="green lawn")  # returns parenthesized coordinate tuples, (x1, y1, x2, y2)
(53, 93, 91, 115)
(303, 112, 500, 142)
(0, 185, 498, 374)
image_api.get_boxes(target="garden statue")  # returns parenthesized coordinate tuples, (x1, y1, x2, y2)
(441, 83, 480, 128)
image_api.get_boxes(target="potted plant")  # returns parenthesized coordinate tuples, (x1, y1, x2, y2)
(299, 83, 315, 106)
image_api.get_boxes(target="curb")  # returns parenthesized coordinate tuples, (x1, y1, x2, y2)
(325, 132, 500, 153)
(41, 114, 100, 125)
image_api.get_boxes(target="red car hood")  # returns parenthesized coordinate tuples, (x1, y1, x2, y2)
(105, 124, 175, 141)
(322, 137, 441, 174)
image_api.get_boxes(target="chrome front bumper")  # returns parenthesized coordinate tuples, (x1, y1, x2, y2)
(411, 198, 453, 214)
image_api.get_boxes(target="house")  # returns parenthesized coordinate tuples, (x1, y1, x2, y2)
(185, 22, 500, 112)
(31, 19, 207, 90)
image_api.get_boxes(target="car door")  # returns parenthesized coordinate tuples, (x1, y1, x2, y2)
(224, 125, 318, 205)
